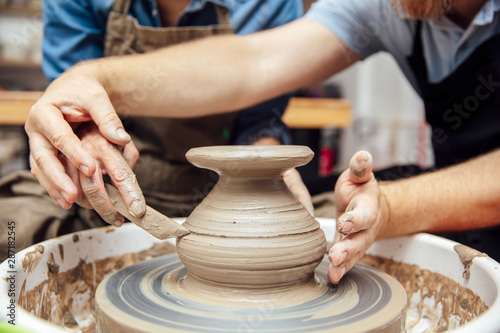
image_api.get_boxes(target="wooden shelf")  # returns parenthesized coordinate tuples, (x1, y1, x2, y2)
(0, 6, 41, 16)
(0, 59, 41, 69)
(282, 97, 352, 129)
(0, 90, 42, 125)
(0, 94, 352, 128)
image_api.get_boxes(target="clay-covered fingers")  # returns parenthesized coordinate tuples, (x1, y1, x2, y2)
(284, 168, 314, 216)
(59, 154, 93, 209)
(348, 151, 373, 184)
(79, 171, 124, 226)
(336, 194, 378, 235)
(334, 151, 376, 217)
(329, 150, 382, 284)
(79, 124, 146, 219)
(327, 230, 375, 284)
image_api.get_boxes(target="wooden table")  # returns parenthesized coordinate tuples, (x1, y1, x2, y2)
(0, 92, 352, 129)
(0, 91, 42, 125)
(282, 97, 352, 129)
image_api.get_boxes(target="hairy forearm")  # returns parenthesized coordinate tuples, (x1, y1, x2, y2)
(378, 149, 500, 238)
(92, 34, 255, 117)
(78, 19, 356, 118)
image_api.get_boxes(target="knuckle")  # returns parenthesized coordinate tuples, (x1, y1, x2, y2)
(101, 112, 120, 125)
(32, 151, 45, 170)
(111, 166, 133, 183)
(82, 181, 100, 197)
(50, 131, 66, 152)
(128, 147, 139, 161)
(100, 207, 116, 222)
(87, 135, 110, 151)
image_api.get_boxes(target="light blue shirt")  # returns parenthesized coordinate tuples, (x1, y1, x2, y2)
(306, 0, 500, 94)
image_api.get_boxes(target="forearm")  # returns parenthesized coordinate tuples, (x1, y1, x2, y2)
(91, 34, 253, 117)
(78, 19, 356, 118)
(378, 149, 500, 238)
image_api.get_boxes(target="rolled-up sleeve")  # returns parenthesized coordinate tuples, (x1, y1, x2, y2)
(305, 0, 391, 59)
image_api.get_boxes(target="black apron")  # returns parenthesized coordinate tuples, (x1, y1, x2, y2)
(407, 21, 500, 261)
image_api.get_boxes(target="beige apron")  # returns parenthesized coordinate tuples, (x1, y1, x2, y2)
(104, 0, 238, 216)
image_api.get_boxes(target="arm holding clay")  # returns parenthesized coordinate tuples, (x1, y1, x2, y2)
(328, 149, 500, 283)
(25, 18, 359, 214)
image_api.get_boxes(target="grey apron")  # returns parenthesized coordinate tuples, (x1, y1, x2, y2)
(104, 0, 238, 216)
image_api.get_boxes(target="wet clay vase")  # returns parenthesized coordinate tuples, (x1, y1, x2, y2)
(176, 145, 327, 293)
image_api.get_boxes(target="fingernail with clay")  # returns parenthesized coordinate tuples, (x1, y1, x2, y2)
(356, 151, 369, 163)
(130, 200, 146, 217)
(114, 216, 124, 227)
(341, 221, 354, 234)
(116, 128, 131, 142)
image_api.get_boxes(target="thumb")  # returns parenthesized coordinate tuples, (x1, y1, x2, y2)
(348, 151, 373, 184)
(84, 90, 131, 146)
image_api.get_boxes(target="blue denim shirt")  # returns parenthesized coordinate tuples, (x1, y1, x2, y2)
(42, 0, 302, 144)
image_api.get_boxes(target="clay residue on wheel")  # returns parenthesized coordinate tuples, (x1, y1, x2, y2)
(17, 242, 176, 333)
(454, 244, 487, 279)
(21, 245, 44, 273)
(361, 255, 488, 333)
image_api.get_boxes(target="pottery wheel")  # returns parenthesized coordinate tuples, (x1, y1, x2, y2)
(95, 254, 406, 333)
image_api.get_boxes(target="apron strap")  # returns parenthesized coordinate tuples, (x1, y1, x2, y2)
(112, 0, 133, 15)
(214, 4, 231, 25)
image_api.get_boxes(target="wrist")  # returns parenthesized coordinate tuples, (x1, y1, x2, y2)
(376, 183, 392, 239)
(70, 58, 112, 96)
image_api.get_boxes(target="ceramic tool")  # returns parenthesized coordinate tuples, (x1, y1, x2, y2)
(106, 184, 190, 239)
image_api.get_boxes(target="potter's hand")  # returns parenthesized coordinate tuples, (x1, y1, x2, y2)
(284, 168, 314, 216)
(328, 151, 382, 284)
(68, 122, 144, 225)
(25, 63, 131, 210)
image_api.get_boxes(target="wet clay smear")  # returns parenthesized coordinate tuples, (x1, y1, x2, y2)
(17, 242, 176, 333)
(361, 255, 488, 333)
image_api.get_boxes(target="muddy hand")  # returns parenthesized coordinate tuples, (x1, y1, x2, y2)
(73, 122, 144, 226)
(328, 151, 381, 284)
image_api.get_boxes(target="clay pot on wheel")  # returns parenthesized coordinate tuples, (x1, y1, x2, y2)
(176, 145, 327, 292)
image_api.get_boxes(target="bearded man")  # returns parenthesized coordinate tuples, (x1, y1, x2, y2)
(26, 0, 500, 283)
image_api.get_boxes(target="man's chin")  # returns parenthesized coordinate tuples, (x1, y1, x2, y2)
(391, 0, 455, 19)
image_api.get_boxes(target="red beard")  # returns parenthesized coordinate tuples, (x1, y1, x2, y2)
(391, 0, 456, 19)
